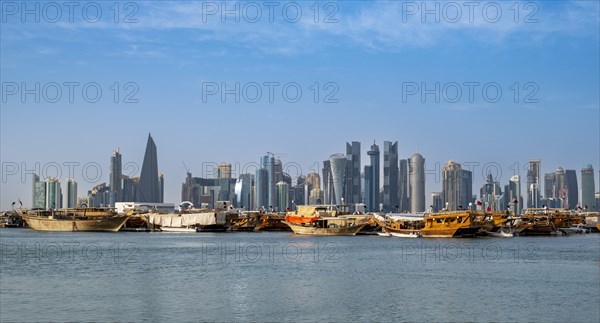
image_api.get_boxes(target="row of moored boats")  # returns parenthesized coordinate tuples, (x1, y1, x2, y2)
(7, 204, 600, 238)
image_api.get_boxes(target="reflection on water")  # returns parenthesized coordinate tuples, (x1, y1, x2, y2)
(1, 230, 599, 322)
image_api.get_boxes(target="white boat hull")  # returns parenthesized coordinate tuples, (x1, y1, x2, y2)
(160, 227, 197, 233)
(390, 232, 421, 238)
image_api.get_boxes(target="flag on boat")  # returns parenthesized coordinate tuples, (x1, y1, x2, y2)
(476, 200, 483, 206)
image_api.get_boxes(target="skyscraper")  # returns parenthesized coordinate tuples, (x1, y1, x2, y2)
(276, 181, 289, 211)
(509, 175, 523, 215)
(442, 160, 461, 210)
(218, 163, 232, 179)
(431, 192, 442, 212)
(480, 173, 503, 210)
(45, 177, 62, 210)
(305, 172, 321, 205)
(273, 159, 283, 185)
(137, 134, 160, 203)
(322, 160, 333, 205)
(398, 159, 409, 212)
(236, 173, 254, 210)
(564, 169, 578, 209)
(364, 165, 373, 211)
(88, 183, 110, 207)
(526, 159, 541, 208)
(367, 142, 380, 211)
(409, 153, 425, 212)
(255, 168, 269, 210)
(109, 148, 122, 206)
(260, 155, 275, 208)
(383, 141, 399, 212)
(555, 167, 565, 201)
(460, 169, 473, 209)
(32, 174, 45, 209)
(66, 178, 77, 208)
(345, 141, 361, 205)
(305, 173, 320, 191)
(122, 176, 139, 202)
(329, 153, 347, 205)
(159, 173, 164, 203)
(581, 164, 595, 210)
(544, 173, 556, 199)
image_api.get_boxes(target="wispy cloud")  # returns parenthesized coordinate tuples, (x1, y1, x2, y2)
(2, 1, 598, 57)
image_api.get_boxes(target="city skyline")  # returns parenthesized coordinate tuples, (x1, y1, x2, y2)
(2, 134, 599, 211)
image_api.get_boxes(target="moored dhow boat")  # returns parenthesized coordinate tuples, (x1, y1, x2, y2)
(254, 212, 292, 231)
(420, 210, 484, 238)
(284, 205, 367, 236)
(373, 213, 423, 237)
(145, 209, 228, 232)
(285, 217, 366, 236)
(16, 208, 128, 232)
(516, 208, 564, 235)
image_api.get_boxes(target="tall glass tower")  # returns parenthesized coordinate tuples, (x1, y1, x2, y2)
(345, 141, 361, 205)
(109, 148, 122, 206)
(329, 153, 347, 205)
(260, 155, 275, 209)
(526, 159, 541, 208)
(409, 153, 425, 212)
(564, 170, 578, 209)
(442, 160, 461, 211)
(364, 165, 373, 211)
(137, 133, 160, 202)
(255, 168, 269, 210)
(509, 175, 522, 215)
(66, 178, 77, 208)
(581, 164, 595, 210)
(383, 141, 398, 212)
(276, 181, 289, 211)
(398, 159, 409, 212)
(45, 178, 61, 210)
(367, 142, 380, 211)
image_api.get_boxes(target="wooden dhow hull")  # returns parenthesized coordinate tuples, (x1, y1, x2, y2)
(421, 211, 484, 238)
(22, 215, 128, 232)
(420, 226, 481, 238)
(284, 222, 366, 236)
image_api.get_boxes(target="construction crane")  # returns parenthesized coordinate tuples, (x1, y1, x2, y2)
(182, 161, 190, 174)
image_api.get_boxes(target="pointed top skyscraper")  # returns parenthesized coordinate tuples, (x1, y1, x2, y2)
(137, 133, 161, 202)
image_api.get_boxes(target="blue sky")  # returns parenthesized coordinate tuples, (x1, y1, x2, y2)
(1, 0, 599, 209)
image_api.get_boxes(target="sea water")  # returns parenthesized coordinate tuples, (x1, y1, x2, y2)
(1, 230, 598, 322)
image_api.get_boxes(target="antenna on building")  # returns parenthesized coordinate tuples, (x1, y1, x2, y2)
(182, 161, 190, 174)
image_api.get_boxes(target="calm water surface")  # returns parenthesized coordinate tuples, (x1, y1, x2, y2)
(1, 229, 598, 322)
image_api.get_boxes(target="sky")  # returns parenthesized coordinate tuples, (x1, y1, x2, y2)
(1, 0, 599, 209)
